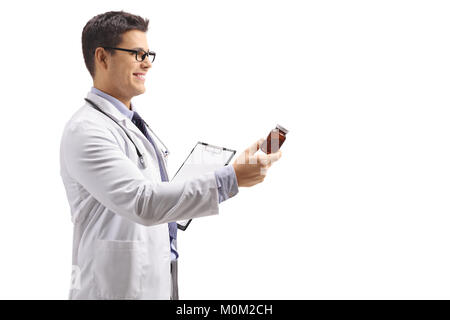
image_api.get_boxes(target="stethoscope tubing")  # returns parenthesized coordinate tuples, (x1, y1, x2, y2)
(84, 98, 170, 168)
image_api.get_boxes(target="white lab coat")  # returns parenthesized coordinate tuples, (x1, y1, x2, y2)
(60, 92, 220, 299)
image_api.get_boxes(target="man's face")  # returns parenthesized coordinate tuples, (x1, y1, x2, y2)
(103, 30, 151, 100)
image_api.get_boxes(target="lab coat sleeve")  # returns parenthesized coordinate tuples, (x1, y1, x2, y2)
(62, 121, 219, 227)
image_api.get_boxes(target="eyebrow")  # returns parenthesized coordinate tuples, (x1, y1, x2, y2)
(131, 47, 149, 51)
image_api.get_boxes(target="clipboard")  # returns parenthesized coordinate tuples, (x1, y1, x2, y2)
(172, 141, 236, 231)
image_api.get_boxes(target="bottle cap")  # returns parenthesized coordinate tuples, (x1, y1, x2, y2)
(276, 124, 289, 134)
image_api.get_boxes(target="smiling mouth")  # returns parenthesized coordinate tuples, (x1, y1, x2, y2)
(133, 73, 146, 81)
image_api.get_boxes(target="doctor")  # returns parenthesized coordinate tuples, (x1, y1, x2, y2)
(60, 11, 282, 300)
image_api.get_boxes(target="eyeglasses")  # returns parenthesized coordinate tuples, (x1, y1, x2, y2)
(103, 47, 156, 63)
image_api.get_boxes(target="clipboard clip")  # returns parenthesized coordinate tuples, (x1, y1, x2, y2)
(200, 141, 223, 154)
(205, 145, 222, 154)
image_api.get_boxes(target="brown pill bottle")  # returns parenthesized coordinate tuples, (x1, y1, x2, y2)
(260, 124, 289, 154)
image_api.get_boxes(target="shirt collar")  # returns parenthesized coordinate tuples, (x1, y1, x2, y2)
(90, 87, 134, 120)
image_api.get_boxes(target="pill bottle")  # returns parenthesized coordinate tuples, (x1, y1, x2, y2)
(260, 124, 289, 154)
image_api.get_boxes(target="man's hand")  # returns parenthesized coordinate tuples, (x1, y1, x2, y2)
(232, 138, 282, 187)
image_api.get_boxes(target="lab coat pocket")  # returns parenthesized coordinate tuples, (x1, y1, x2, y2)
(93, 239, 147, 299)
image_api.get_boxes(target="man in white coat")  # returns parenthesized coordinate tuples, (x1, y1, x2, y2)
(60, 11, 282, 300)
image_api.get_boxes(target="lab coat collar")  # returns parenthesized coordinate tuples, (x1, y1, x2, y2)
(90, 87, 134, 120)
(85, 92, 147, 142)
(86, 91, 129, 122)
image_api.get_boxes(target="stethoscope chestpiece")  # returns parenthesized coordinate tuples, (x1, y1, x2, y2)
(139, 154, 148, 169)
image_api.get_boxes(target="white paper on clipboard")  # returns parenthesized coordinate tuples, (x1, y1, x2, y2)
(172, 141, 236, 231)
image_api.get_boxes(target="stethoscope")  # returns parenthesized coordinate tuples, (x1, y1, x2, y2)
(84, 98, 170, 169)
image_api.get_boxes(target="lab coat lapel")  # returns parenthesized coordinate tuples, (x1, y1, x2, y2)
(85, 92, 167, 176)
(85, 92, 153, 150)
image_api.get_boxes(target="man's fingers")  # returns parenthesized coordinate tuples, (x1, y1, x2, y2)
(257, 151, 282, 166)
(268, 150, 282, 162)
(237, 139, 281, 165)
(260, 166, 268, 176)
(246, 138, 265, 156)
(241, 138, 264, 165)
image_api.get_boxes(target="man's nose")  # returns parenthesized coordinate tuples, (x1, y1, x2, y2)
(141, 56, 152, 68)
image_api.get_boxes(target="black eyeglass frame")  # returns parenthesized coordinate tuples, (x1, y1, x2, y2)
(102, 47, 156, 63)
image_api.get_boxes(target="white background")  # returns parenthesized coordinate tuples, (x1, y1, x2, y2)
(0, 0, 449, 299)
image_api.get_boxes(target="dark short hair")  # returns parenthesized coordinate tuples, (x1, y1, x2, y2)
(82, 11, 149, 78)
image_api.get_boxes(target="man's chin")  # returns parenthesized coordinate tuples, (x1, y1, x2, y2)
(133, 86, 146, 96)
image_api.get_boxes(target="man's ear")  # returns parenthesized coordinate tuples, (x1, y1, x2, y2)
(94, 47, 109, 71)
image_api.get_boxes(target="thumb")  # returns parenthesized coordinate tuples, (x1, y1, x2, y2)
(245, 138, 265, 156)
